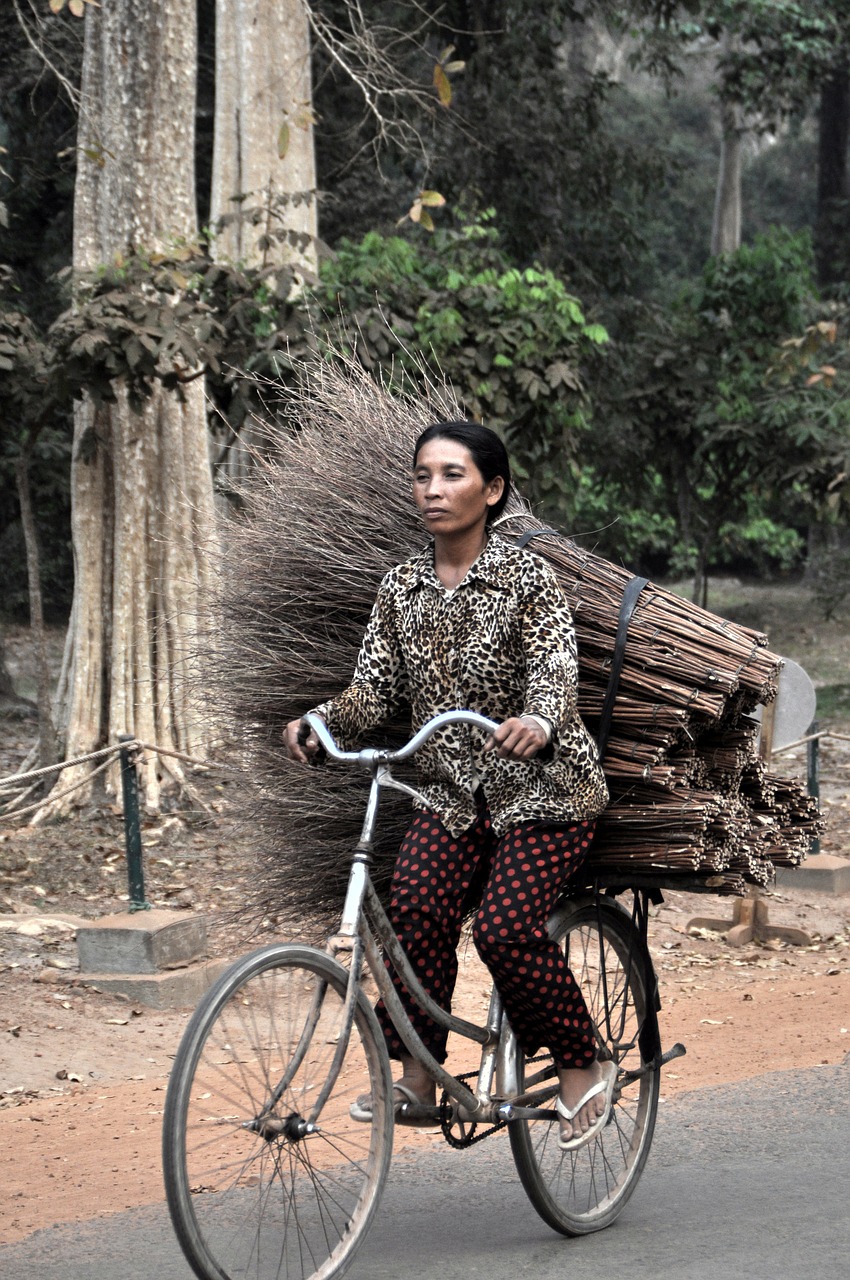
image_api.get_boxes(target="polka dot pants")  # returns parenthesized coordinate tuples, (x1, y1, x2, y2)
(374, 805, 598, 1070)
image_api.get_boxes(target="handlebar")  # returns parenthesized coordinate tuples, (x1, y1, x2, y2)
(301, 709, 499, 766)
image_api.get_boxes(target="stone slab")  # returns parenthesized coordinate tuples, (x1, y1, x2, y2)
(76, 909, 208, 975)
(80, 958, 230, 1009)
(776, 853, 850, 895)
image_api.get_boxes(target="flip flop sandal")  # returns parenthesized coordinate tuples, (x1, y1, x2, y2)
(348, 1092, 376, 1123)
(349, 1083, 438, 1126)
(556, 1059, 618, 1152)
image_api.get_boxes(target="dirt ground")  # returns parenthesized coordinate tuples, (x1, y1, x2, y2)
(1, 582, 849, 1246)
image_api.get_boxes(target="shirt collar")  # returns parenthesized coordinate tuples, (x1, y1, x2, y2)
(404, 533, 510, 594)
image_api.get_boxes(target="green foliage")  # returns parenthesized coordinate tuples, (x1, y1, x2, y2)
(5, 206, 609, 526)
(4, 0, 849, 606)
(716, 514, 804, 575)
(709, 1, 850, 123)
(743, 120, 818, 241)
(0, 296, 50, 421)
(46, 233, 316, 431)
(313, 215, 609, 512)
(49, 246, 227, 414)
(316, 3, 670, 298)
(567, 464, 679, 571)
(590, 228, 844, 597)
(635, 1, 850, 121)
(694, 225, 813, 343)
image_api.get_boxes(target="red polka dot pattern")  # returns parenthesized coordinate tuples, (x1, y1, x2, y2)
(375, 805, 598, 1069)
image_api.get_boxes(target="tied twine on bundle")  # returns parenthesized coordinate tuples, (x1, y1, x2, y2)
(210, 355, 820, 936)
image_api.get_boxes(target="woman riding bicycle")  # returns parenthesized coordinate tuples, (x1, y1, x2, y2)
(284, 421, 611, 1149)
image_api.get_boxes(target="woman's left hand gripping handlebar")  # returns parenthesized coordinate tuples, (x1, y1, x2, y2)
(284, 715, 326, 765)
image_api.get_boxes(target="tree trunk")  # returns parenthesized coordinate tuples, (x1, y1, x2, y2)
(815, 63, 850, 287)
(0, 633, 16, 703)
(211, 0, 317, 485)
(53, 0, 217, 813)
(0, 630, 36, 721)
(711, 31, 743, 258)
(15, 445, 58, 778)
(711, 94, 742, 257)
(211, 0, 317, 271)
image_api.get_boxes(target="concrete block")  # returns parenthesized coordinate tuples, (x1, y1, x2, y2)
(80, 958, 231, 1009)
(76, 909, 208, 975)
(776, 853, 850, 895)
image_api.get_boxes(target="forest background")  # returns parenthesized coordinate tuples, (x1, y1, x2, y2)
(2, 0, 850, 803)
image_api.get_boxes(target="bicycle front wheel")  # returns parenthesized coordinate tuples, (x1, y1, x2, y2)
(508, 897, 660, 1235)
(163, 943, 393, 1280)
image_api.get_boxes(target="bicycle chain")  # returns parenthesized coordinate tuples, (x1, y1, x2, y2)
(438, 1055, 549, 1149)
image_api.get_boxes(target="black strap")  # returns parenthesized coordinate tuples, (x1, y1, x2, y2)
(596, 575, 648, 762)
(633, 890, 663, 1063)
(514, 529, 647, 763)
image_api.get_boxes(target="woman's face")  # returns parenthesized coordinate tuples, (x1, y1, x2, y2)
(412, 438, 504, 537)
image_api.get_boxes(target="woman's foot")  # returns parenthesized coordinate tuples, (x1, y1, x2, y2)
(393, 1058, 436, 1109)
(350, 1057, 436, 1123)
(556, 1061, 609, 1145)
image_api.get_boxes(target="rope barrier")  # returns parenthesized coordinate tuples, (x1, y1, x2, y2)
(134, 741, 240, 773)
(1, 755, 114, 819)
(0, 738, 240, 795)
(0, 742, 125, 790)
(771, 728, 850, 755)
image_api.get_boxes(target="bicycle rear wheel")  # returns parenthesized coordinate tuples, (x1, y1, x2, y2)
(508, 897, 659, 1235)
(163, 943, 393, 1280)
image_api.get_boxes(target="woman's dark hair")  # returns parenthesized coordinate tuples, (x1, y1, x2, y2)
(412, 421, 511, 522)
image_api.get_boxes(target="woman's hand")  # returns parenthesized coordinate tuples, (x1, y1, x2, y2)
(487, 715, 549, 761)
(283, 716, 324, 764)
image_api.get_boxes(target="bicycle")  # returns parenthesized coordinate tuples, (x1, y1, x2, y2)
(163, 709, 685, 1280)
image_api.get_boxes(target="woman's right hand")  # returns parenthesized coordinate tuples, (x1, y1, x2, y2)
(284, 716, 324, 764)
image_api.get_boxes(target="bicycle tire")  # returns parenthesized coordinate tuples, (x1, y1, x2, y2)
(508, 897, 660, 1235)
(163, 942, 393, 1280)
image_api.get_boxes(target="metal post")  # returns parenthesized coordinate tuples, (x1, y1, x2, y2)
(118, 735, 150, 912)
(807, 719, 821, 856)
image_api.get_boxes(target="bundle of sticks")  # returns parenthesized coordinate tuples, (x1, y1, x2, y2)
(214, 359, 819, 928)
(493, 521, 821, 894)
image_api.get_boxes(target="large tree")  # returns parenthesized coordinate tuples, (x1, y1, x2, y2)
(211, 0, 317, 272)
(55, 0, 217, 811)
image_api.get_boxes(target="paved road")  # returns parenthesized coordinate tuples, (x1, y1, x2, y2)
(2, 1061, 848, 1280)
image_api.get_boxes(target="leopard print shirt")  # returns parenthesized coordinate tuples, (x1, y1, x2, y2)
(314, 533, 609, 838)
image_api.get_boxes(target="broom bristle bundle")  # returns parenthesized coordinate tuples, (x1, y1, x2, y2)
(212, 357, 818, 932)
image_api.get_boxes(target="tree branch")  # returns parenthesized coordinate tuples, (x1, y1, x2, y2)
(303, 0, 445, 168)
(11, 0, 82, 110)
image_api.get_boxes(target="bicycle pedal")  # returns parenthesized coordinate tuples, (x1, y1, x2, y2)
(397, 1102, 441, 1121)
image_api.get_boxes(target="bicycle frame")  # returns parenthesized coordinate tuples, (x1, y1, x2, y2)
(164, 712, 679, 1280)
(301, 710, 590, 1127)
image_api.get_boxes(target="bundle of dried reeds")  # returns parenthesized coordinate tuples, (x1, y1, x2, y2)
(212, 357, 818, 932)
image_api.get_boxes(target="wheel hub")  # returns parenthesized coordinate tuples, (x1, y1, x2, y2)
(246, 1111, 317, 1143)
